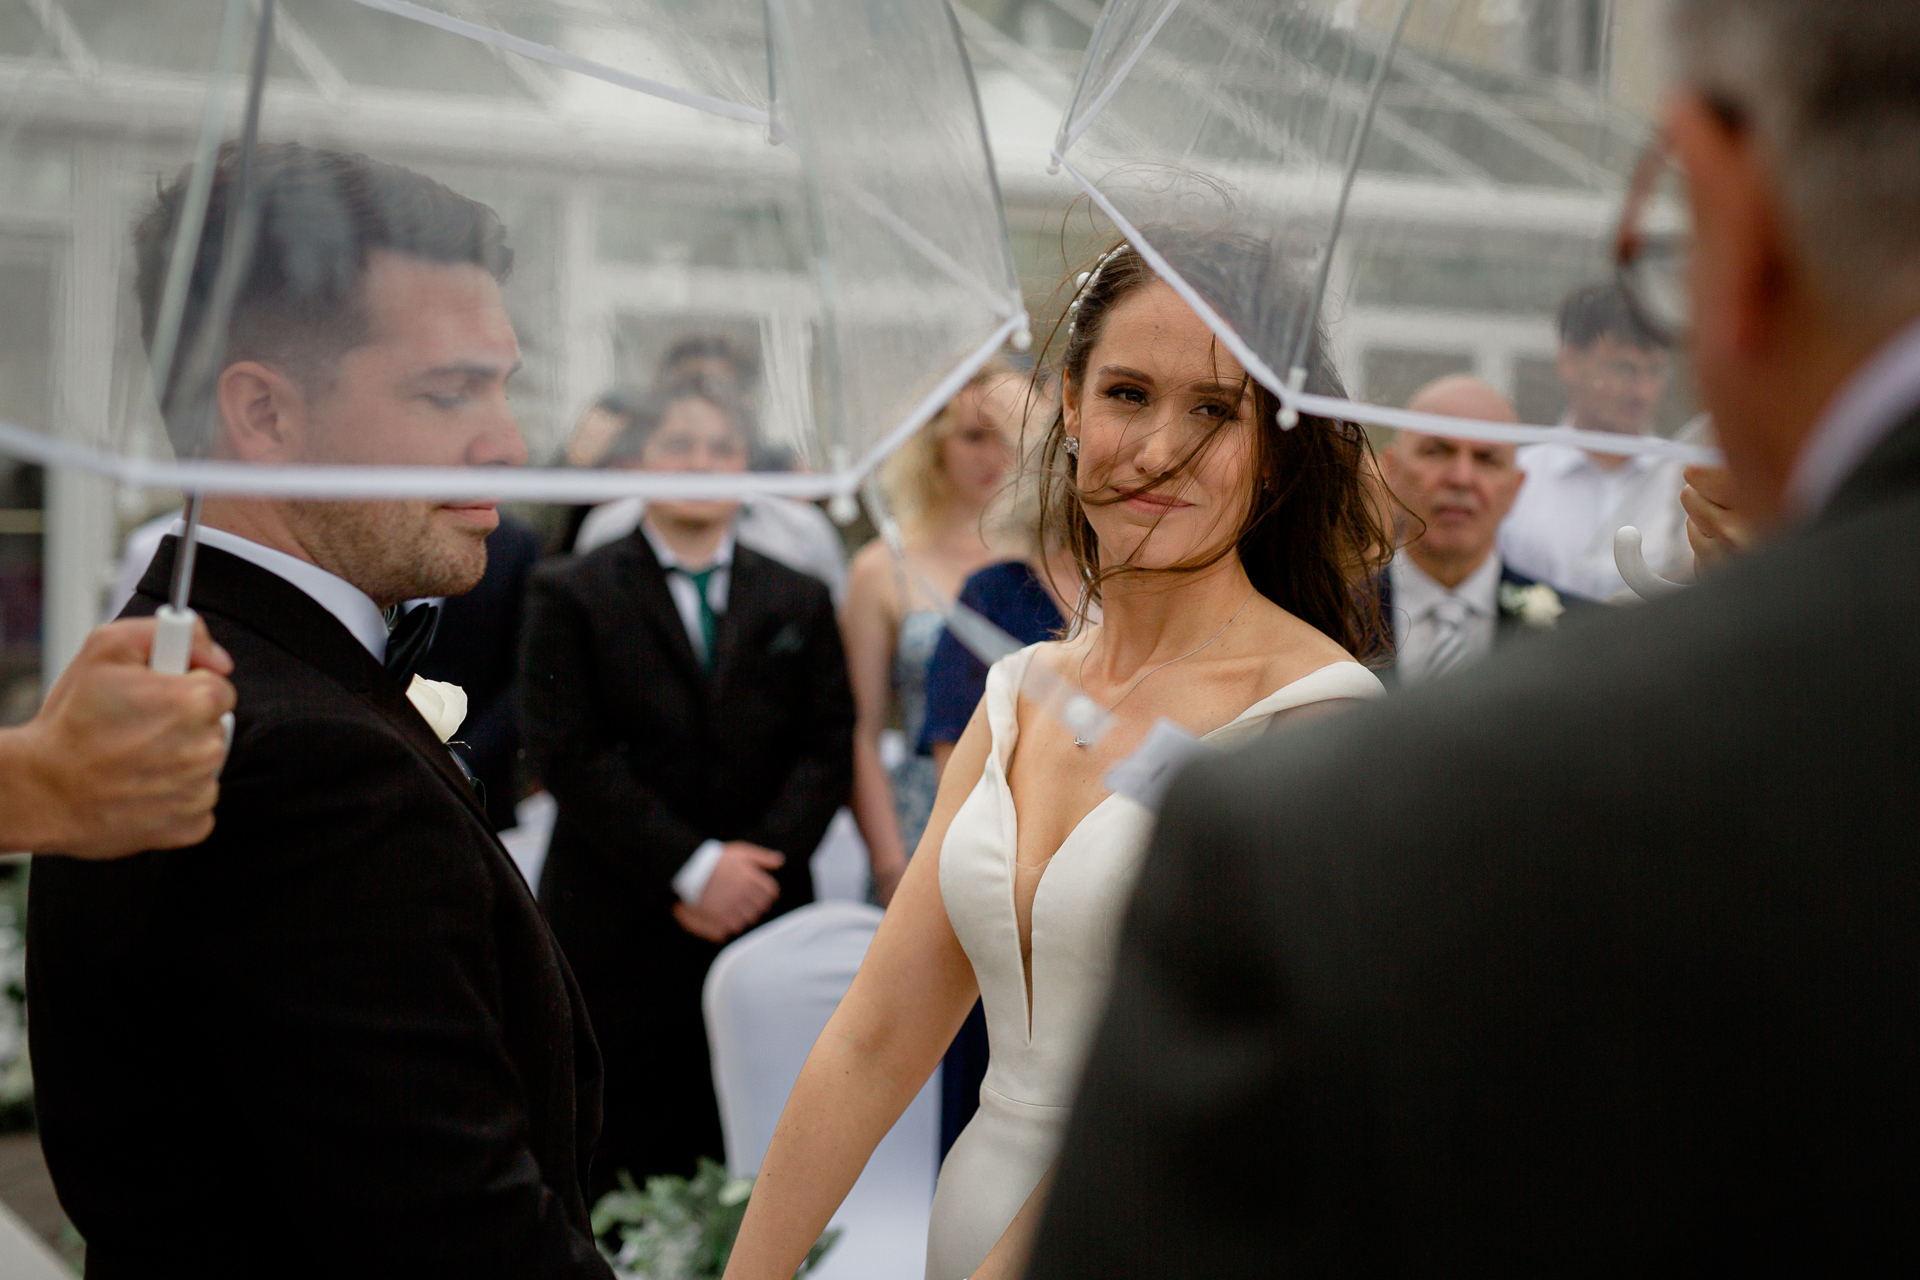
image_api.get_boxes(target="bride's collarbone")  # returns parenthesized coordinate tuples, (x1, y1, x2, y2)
(1003, 714, 1114, 868)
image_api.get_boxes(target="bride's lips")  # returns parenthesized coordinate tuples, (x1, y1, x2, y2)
(1117, 487, 1193, 516)
(439, 500, 501, 532)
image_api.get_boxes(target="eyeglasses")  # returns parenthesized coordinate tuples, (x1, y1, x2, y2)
(1613, 95, 1748, 347)
(1614, 139, 1691, 345)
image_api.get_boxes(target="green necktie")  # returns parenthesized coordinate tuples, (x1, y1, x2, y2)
(678, 566, 720, 672)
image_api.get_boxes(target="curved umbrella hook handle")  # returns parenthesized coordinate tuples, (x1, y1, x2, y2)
(1614, 525, 1689, 601)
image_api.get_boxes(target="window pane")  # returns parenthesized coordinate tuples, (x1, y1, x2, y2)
(1362, 347, 1473, 412)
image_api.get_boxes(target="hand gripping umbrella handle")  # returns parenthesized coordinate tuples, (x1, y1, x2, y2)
(1613, 525, 1688, 601)
(152, 604, 237, 757)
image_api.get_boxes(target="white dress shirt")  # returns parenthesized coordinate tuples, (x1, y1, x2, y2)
(1389, 549, 1502, 685)
(637, 517, 737, 906)
(107, 510, 182, 620)
(576, 495, 849, 602)
(1499, 437, 1687, 601)
(1787, 314, 1920, 519)
(187, 523, 390, 662)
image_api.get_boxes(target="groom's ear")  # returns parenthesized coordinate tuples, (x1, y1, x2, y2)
(216, 360, 310, 463)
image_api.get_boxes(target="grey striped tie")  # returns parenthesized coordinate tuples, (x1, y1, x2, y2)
(1417, 596, 1473, 684)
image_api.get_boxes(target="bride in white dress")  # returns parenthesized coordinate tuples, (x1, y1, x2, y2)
(724, 231, 1394, 1280)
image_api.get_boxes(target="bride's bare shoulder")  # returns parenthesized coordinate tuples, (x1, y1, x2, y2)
(1017, 634, 1088, 673)
(1241, 595, 1356, 678)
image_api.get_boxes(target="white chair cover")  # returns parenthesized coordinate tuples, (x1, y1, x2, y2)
(705, 902, 938, 1280)
(809, 809, 872, 903)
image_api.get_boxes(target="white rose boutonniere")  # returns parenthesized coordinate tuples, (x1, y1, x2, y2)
(1499, 581, 1565, 629)
(406, 676, 468, 743)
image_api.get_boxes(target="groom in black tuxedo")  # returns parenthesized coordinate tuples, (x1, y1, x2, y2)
(28, 143, 612, 1277)
(1032, 1, 1920, 1272)
(521, 382, 853, 1200)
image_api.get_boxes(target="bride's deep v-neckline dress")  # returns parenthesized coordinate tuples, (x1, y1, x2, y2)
(925, 645, 1385, 1279)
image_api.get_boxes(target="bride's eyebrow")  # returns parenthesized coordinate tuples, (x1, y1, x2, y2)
(1094, 364, 1152, 383)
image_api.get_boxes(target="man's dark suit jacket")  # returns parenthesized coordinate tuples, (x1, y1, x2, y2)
(418, 513, 541, 830)
(1030, 404, 1920, 1276)
(520, 529, 853, 1198)
(27, 539, 612, 1279)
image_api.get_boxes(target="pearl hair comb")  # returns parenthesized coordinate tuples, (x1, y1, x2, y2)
(1065, 244, 1126, 344)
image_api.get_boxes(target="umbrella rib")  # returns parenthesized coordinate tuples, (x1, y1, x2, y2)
(949, 0, 1075, 104)
(843, 184, 1021, 323)
(1380, 43, 1620, 191)
(1055, 152, 1289, 394)
(1060, 0, 1185, 151)
(1046, 155, 1718, 467)
(1182, 0, 1494, 188)
(20, 0, 97, 75)
(0, 400, 1719, 501)
(1284, 0, 1418, 391)
(848, 312, 1030, 481)
(764, 118, 1018, 326)
(344, 0, 768, 126)
(134, 0, 249, 478)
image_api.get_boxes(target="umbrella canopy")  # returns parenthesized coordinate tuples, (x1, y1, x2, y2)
(1050, 0, 1714, 466)
(0, 0, 1027, 505)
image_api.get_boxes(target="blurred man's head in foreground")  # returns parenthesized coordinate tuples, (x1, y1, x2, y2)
(1665, 0, 1920, 517)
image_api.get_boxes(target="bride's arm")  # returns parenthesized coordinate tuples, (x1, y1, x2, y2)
(723, 704, 996, 1280)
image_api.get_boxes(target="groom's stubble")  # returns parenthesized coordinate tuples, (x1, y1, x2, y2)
(286, 495, 491, 607)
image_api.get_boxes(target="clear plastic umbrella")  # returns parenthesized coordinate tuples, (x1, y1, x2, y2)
(1049, 0, 1716, 470)
(0, 0, 1026, 672)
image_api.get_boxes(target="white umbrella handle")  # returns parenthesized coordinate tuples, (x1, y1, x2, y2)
(1614, 526, 1688, 601)
(150, 604, 198, 676)
(151, 604, 236, 756)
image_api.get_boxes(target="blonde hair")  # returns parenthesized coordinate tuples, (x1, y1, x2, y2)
(879, 357, 1018, 532)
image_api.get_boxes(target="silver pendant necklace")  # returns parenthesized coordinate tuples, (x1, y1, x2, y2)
(1072, 589, 1258, 747)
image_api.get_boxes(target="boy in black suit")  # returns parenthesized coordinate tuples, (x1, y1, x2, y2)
(28, 143, 613, 1277)
(521, 383, 853, 1200)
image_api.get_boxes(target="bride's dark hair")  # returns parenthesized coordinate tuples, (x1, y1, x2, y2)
(1029, 228, 1391, 659)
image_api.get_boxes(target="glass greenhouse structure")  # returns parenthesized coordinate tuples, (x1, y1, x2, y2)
(2, 0, 1672, 716)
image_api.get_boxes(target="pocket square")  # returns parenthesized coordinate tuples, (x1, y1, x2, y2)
(765, 623, 805, 656)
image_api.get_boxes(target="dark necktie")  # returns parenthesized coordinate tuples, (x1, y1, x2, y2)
(384, 603, 441, 684)
(676, 566, 720, 673)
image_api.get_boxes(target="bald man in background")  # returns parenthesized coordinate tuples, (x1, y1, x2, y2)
(1376, 375, 1588, 685)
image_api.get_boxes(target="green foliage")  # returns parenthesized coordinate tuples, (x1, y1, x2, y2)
(591, 1158, 841, 1280)
(0, 866, 33, 1133)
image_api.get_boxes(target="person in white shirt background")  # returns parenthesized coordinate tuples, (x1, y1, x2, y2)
(1499, 283, 1690, 600)
(1378, 375, 1582, 685)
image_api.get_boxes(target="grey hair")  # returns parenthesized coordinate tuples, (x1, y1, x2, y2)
(1667, 0, 1920, 325)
